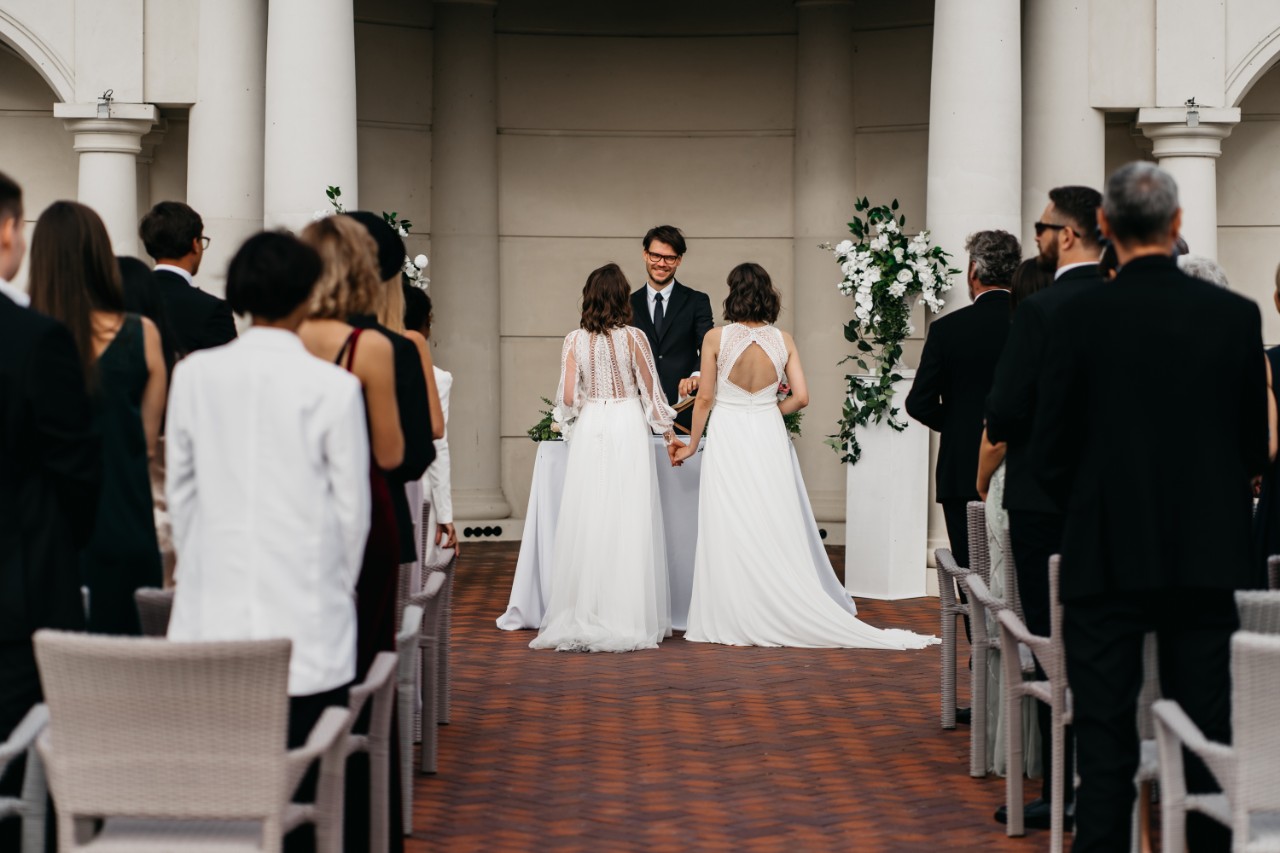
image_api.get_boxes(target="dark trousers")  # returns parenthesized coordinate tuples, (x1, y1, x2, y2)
(1007, 508, 1074, 803)
(1065, 589, 1235, 852)
(941, 499, 974, 645)
(0, 641, 42, 850)
(284, 684, 350, 853)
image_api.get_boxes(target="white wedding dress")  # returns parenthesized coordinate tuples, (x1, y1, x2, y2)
(529, 326, 677, 652)
(684, 323, 939, 650)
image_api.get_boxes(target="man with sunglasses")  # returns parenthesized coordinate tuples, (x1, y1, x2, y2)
(630, 225, 714, 431)
(984, 185, 1104, 830)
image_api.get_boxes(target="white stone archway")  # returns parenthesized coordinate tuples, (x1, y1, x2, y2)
(1227, 25, 1280, 107)
(0, 8, 73, 104)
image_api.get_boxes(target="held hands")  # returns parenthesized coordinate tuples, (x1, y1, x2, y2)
(678, 375, 700, 399)
(670, 442, 696, 467)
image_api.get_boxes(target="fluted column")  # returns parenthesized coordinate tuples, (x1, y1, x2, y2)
(1138, 108, 1239, 260)
(1022, 0, 1105, 252)
(923, 0, 1021, 561)
(54, 102, 159, 256)
(263, 0, 357, 230)
(793, 0, 856, 523)
(136, 121, 166, 239)
(432, 0, 509, 519)
(189, 0, 267, 296)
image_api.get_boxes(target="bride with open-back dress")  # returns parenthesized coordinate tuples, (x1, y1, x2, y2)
(673, 262, 938, 650)
(530, 263, 678, 653)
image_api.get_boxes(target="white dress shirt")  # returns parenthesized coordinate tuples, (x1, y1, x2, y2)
(0, 277, 29, 307)
(646, 281, 670, 324)
(154, 263, 196, 287)
(165, 327, 371, 696)
(1055, 261, 1096, 280)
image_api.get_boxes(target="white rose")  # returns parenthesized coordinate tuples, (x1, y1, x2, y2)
(835, 240, 855, 256)
(893, 247, 904, 263)
(841, 260, 859, 277)
(866, 267, 882, 284)
(896, 268, 912, 284)
(414, 254, 429, 269)
(888, 281, 906, 298)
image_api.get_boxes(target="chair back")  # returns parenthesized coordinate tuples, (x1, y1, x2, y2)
(1000, 526, 1024, 621)
(966, 501, 989, 582)
(1236, 590, 1280, 635)
(1231, 631, 1280, 814)
(1136, 632, 1161, 740)
(34, 630, 292, 822)
(134, 587, 174, 637)
(1268, 555, 1280, 590)
(396, 605, 425, 684)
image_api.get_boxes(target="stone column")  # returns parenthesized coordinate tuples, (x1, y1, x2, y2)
(792, 0, 857, 524)
(1138, 108, 1239, 260)
(263, 0, 357, 230)
(923, 0, 1021, 561)
(432, 0, 509, 520)
(54, 102, 159, 257)
(1022, 0, 1106, 251)
(136, 121, 166, 236)
(188, 0, 267, 296)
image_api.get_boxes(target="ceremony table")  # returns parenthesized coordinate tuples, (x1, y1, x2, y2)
(498, 436, 846, 633)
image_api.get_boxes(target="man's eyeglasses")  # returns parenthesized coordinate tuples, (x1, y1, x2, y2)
(199, 236, 212, 250)
(1034, 221, 1082, 238)
(646, 250, 680, 266)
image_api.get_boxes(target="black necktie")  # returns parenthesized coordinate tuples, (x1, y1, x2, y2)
(653, 293, 665, 336)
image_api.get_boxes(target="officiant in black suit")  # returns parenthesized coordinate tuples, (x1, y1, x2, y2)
(630, 225, 714, 431)
(1033, 162, 1268, 852)
(140, 201, 237, 356)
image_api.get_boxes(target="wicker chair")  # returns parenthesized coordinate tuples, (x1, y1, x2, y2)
(935, 546, 971, 730)
(0, 703, 49, 853)
(1131, 632, 1161, 853)
(343, 651, 397, 853)
(1236, 590, 1280, 635)
(1268, 555, 1280, 591)
(33, 630, 351, 853)
(995, 555, 1073, 852)
(1153, 631, 1280, 853)
(396, 604, 425, 835)
(134, 587, 174, 637)
(410, 570, 449, 775)
(432, 551, 457, 726)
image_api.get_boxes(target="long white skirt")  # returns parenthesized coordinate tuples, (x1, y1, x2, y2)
(684, 390, 938, 650)
(529, 398, 672, 652)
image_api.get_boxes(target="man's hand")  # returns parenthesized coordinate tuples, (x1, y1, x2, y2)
(678, 375, 699, 399)
(436, 522, 458, 552)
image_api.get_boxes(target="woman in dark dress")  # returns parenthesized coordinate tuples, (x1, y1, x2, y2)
(28, 202, 166, 634)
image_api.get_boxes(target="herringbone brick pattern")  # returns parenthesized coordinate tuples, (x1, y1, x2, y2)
(407, 543, 1045, 852)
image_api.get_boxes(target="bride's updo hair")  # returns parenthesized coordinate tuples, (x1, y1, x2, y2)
(723, 262, 780, 324)
(580, 263, 634, 333)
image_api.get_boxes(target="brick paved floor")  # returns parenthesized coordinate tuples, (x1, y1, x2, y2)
(406, 543, 1055, 852)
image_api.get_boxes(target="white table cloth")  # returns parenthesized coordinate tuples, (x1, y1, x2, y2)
(498, 435, 848, 633)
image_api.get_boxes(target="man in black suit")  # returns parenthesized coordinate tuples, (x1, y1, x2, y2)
(629, 225, 714, 431)
(1034, 162, 1268, 852)
(907, 229, 1018, 570)
(0, 172, 101, 847)
(140, 201, 237, 356)
(985, 185, 1105, 828)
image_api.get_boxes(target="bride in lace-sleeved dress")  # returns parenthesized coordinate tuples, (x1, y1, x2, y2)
(672, 263, 938, 650)
(530, 264, 679, 653)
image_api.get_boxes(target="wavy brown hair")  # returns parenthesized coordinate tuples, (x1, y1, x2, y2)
(580, 263, 633, 333)
(28, 201, 125, 385)
(723, 262, 780, 324)
(300, 215, 383, 319)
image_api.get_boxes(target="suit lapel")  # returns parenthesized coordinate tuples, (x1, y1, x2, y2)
(631, 288, 657, 342)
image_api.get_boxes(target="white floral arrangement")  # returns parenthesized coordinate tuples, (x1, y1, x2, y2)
(317, 185, 430, 289)
(822, 198, 958, 465)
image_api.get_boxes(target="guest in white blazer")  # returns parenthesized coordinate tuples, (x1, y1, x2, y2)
(166, 232, 371, 724)
(405, 284, 454, 561)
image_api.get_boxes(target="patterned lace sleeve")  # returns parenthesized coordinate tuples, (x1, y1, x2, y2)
(627, 327, 676, 435)
(554, 330, 582, 422)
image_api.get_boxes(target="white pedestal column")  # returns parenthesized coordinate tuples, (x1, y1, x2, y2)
(845, 373, 929, 599)
(263, 0, 357, 230)
(189, 0, 267, 296)
(432, 0, 509, 520)
(923, 0, 1021, 566)
(1021, 0, 1106, 252)
(135, 121, 166, 240)
(1137, 108, 1239, 260)
(55, 102, 159, 257)
(793, 0, 856, 524)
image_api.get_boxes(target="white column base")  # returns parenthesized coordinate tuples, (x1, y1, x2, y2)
(844, 378, 930, 600)
(453, 488, 513, 521)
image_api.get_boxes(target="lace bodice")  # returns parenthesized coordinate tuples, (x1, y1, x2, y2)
(717, 323, 788, 392)
(555, 327, 676, 435)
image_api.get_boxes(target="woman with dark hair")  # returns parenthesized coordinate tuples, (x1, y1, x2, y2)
(673, 263, 936, 649)
(404, 284, 457, 560)
(530, 263, 678, 652)
(1009, 256, 1054, 313)
(28, 201, 167, 634)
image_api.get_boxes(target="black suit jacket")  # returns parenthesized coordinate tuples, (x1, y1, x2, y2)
(0, 295, 100, 642)
(153, 269, 237, 357)
(985, 264, 1106, 513)
(1032, 255, 1268, 601)
(348, 316, 435, 564)
(630, 281, 714, 426)
(906, 289, 1011, 502)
